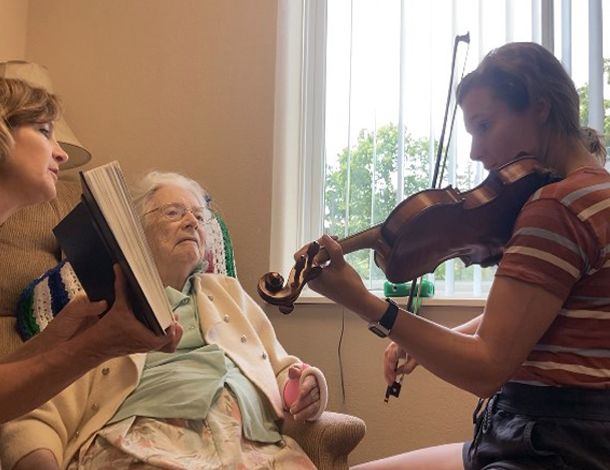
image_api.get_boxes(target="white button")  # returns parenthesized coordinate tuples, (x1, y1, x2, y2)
(91, 403, 99, 412)
(188, 325, 196, 330)
(240, 335, 247, 343)
(224, 315, 230, 323)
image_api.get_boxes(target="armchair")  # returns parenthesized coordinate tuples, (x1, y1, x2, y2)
(0, 178, 365, 469)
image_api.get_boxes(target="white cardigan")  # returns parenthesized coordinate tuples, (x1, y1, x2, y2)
(0, 274, 328, 469)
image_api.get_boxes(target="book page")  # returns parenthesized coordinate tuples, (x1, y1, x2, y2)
(82, 161, 173, 332)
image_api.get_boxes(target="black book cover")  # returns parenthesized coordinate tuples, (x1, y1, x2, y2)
(53, 173, 165, 336)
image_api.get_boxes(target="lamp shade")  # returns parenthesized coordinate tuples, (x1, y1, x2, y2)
(0, 60, 91, 169)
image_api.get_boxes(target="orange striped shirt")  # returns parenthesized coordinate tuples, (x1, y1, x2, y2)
(496, 166, 610, 389)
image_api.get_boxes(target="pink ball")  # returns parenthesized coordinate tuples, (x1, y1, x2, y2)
(284, 378, 300, 406)
(283, 363, 309, 407)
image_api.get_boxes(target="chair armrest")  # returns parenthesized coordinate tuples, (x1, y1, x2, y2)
(281, 410, 366, 470)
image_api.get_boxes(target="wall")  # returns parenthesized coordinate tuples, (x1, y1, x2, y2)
(1, 0, 479, 465)
(267, 302, 479, 464)
(24, 0, 276, 298)
(0, 0, 28, 60)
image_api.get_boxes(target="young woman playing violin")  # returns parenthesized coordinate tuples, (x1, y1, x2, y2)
(301, 42, 610, 469)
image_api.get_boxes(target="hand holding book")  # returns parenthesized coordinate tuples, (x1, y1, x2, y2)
(54, 161, 176, 336)
(74, 264, 183, 356)
(43, 264, 183, 361)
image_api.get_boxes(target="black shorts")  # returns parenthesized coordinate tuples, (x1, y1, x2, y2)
(462, 382, 610, 470)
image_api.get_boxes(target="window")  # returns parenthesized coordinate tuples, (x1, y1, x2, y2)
(272, 0, 607, 299)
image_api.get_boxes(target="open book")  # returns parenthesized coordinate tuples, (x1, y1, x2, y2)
(53, 161, 173, 335)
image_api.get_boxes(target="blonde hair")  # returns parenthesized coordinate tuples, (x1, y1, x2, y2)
(0, 78, 61, 162)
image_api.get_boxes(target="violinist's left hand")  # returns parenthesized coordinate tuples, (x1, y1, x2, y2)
(298, 234, 371, 312)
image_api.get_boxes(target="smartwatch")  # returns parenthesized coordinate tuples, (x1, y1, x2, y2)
(368, 298, 400, 338)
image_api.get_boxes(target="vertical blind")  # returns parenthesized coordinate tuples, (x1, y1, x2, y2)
(286, 0, 607, 298)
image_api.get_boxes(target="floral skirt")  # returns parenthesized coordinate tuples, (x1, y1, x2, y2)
(68, 388, 316, 470)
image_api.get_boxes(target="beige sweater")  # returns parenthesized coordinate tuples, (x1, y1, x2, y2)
(0, 274, 325, 469)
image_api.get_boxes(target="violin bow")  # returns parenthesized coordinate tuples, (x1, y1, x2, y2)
(407, 31, 470, 314)
(433, 32, 471, 189)
(386, 32, 471, 403)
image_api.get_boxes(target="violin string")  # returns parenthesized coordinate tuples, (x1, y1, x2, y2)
(341, 223, 382, 242)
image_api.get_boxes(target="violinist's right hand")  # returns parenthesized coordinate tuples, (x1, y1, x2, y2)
(383, 341, 418, 386)
(297, 234, 370, 311)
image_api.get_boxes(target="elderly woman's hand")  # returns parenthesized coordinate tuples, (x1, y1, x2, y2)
(285, 364, 322, 421)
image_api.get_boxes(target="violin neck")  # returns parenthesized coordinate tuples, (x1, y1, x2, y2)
(316, 225, 383, 263)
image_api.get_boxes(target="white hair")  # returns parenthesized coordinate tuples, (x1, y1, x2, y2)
(131, 171, 211, 216)
(132, 170, 214, 252)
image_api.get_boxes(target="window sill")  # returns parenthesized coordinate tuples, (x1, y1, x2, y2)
(295, 292, 486, 308)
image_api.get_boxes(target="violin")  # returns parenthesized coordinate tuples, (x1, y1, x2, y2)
(257, 155, 560, 313)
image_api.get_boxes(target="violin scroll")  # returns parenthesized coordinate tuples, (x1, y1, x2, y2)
(257, 241, 323, 314)
(260, 272, 285, 293)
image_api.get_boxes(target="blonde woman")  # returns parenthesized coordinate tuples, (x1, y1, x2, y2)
(0, 78, 181, 425)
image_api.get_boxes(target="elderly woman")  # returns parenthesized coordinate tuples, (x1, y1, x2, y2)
(1, 171, 327, 470)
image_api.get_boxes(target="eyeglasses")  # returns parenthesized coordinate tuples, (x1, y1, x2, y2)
(143, 203, 212, 224)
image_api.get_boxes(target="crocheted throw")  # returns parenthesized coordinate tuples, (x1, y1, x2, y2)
(16, 213, 236, 341)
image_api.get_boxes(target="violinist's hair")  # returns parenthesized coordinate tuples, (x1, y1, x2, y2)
(581, 126, 607, 165)
(0, 78, 61, 163)
(457, 42, 580, 141)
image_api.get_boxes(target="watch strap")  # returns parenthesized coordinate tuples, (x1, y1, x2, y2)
(368, 298, 400, 337)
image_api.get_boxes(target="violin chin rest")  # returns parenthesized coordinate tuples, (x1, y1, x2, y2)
(479, 253, 503, 267)
(460, 248, 503, 268)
